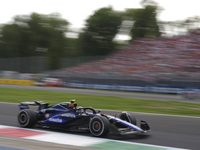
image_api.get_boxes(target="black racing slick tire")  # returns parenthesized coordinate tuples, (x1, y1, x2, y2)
(89, 116, 109, 137)
(119, 112, 137, 125)
(18, 109, 37, 128)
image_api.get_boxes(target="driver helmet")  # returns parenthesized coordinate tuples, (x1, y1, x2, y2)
(68, 99, 77, 108)
(70, 99, 76, 103)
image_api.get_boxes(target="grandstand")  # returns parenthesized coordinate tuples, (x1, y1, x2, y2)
(55, 30, 200, 81)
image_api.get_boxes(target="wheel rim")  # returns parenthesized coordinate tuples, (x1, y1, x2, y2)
(19, 113, 27, 124)
(92, 121, 101, 132)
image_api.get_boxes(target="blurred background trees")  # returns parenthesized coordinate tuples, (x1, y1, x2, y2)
(0, 13, 69, 70)
(0, 0, 200, 71)
(78, 7, 122, 56)
(123, 0, 161, 40)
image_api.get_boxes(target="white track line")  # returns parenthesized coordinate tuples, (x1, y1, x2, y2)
(0, 125, 188, 150)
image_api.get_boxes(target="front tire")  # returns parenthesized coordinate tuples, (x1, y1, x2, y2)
(18, 109, 37, 128)
(89, 116, 109, 137)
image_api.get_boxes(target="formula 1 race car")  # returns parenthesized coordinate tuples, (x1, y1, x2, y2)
(18, 101, 151, 137)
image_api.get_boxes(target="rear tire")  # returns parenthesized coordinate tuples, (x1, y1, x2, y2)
(89, 116, 109, 137)
(18, 109, 37, 128)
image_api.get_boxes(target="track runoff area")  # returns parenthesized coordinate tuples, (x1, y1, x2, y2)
(0, 125, 187, 150)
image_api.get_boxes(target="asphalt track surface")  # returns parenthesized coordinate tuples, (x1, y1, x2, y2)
(0, 84, 200, 150)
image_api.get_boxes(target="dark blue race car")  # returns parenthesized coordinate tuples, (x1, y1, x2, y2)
(18, 100, 151, 137)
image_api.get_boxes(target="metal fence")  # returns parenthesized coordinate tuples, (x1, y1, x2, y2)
(0, 56, 106, 73)
(0, 57, 48, 73)
(60, 56, 105, 69)
(0, 56, 200, 88)
(50, 76, 200, 88)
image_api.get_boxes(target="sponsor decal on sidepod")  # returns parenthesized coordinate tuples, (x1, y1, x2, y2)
(49, 118, 63, 123)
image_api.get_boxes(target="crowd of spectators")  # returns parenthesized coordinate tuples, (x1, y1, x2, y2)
(56, 30, 200, 81)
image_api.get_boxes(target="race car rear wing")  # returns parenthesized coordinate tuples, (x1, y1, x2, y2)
(19, 101, 49, 110)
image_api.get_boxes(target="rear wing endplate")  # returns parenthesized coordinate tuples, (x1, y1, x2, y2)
(19, 101, 49, 110)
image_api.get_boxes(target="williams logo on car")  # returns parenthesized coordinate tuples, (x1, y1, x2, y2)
(49, 118, 63, 123)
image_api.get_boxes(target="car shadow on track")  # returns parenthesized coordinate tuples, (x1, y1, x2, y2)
(104, 133, 151, 140)
(31, 126, 151, 141)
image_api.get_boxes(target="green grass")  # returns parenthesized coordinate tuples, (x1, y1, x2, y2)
(1, 87, 200, 117)
(87, 88, 177, 96)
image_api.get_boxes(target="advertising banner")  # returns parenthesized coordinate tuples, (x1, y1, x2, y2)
(66, 82, 200, 94)
(0, 79, 34, 86)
